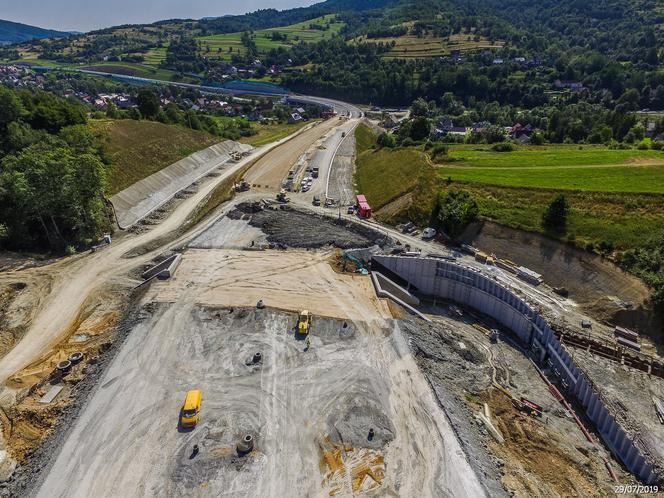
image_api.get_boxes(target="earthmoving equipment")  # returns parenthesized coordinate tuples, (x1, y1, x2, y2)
(342, 252, 366, 274)
(235, 180, 250, 192)
(490, 329, 499, 343)
(298, 310, 312, 335)
(181, 389, 202, 428)
(256, 299, 265, 309)
(276, 190, 291, 204)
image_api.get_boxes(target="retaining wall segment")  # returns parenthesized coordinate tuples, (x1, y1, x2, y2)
(372, 255, 662, 485)
(110, 141, 253, 229)
(141, 254, 182, 280)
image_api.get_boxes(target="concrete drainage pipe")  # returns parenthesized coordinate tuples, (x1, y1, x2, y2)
(237, 434, 254, 455)
(68, 352, 84, 364)
(56, 360, 72, 373)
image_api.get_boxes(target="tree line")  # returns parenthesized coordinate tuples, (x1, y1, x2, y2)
(0, 87, 110, 252)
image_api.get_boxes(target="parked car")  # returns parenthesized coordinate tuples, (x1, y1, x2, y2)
(313, 195, 321, 206)
(347, 205, 355, 214)
(402, 222, 416, 234)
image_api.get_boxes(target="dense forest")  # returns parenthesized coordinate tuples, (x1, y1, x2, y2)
(0, 87, 110, 252)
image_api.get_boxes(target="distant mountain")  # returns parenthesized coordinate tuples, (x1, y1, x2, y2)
(0, 19, 69, 44)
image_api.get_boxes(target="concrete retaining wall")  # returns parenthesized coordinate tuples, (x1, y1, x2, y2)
(110, 141, 252, 228)
(142, 254, 182, 280)
(373, 255, 661, 484)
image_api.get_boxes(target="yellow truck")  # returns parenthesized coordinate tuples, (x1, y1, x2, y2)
(180, 389, 202, 428)
(298, 310, 312, 335)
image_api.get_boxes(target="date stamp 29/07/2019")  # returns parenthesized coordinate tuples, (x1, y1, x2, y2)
(614, 485, 659, 495)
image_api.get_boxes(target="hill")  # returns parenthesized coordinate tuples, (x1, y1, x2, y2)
(0, 19, 68, 44)
(91, 119, 220, 195)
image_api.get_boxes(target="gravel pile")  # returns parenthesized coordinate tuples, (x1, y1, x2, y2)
(229, 203, 390, 249)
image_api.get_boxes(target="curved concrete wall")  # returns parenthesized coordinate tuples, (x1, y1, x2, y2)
(373, 255, 660, 484)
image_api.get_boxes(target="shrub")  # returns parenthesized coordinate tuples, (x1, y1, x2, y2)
(491, 142, 514, 152)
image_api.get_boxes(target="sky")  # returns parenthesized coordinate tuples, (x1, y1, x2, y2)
(1, 0, 318, 32)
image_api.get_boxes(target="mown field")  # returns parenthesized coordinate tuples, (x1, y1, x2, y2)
(196, 15, 344, 62)
(91, 119, 219, 194)
(239, 120, 310, 146)
(355, 32, 503, 59)
(440, 144, 664, 193)
(354, 125, 664, 249)
(354, 124, 437, 223)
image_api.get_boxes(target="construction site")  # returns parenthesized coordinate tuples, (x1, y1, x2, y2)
(0, 94, 662, 498)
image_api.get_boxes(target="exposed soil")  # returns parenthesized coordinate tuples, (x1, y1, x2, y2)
(230, 203, 390, 249)
(399, 307, 626, 498)
(460, 221, 659, 337)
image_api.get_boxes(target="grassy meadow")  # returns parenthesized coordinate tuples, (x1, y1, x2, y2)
(353, 125, 664, 249)
(440, 144, 664, 193)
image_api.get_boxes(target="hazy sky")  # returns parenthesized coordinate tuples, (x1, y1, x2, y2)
(2, 0, 318, 32)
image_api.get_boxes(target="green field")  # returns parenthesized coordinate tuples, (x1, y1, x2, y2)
(196, 15, 344, 62)
(353, 127, 664, 249)
(354, 124, 437, 223)
(239, 121, 309, 146)
(92, 119, 219, 194)
(143, 46, 168, 66)
(356, 31, 504, 59)
(80, 61, 193, 81)
(440, 145, 664, 193)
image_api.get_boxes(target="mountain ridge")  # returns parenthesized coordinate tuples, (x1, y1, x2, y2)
(0, 19, 70, 44)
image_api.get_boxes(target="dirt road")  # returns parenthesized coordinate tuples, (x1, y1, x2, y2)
(0, 121, 346, 386)
(143, 249, 392, 321)
(244, 118, 349, 191)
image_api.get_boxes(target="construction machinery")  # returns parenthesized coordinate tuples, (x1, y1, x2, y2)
(276, 190, 291, 204)
(235, 180, 250, 192)
(298, 310, 312, 335)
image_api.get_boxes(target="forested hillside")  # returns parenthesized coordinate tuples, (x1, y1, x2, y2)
(0, 19, 68, 45)
(0, 88, 110, 252)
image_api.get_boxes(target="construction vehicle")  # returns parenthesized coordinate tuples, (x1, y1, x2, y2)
(276, 190, 290, 204)
(298, 310, 312, 335)
(235, 180, 250, 192)
(180, 389, 202, 428)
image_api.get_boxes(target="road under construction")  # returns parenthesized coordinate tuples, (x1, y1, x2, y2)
(0, 90, 662, 498)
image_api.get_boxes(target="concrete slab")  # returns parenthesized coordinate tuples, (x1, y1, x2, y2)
(38, 385, 63, 404)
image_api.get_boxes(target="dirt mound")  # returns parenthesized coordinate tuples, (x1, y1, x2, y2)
(230, 204, 389, 249)
(485, 390, 605, 498)
(460, 221, 659, 334)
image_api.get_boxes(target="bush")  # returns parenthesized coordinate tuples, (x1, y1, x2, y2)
(430, 142, 449, 160)
(491, 142, 514, 152)
(542, 194, 569, 232)
(377, 132, 396, 148)
(652, 141, 664, 150)
(430, 190, 479, 239)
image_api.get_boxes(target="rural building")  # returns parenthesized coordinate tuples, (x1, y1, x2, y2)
(288, 112, 303, 124)
(382, 114, 399, 129)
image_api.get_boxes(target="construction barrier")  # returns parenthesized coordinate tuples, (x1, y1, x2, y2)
(372, 255, 662, 484)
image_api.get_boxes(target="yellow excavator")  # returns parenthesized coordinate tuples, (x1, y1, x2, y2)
(298, 310, 312, 335)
